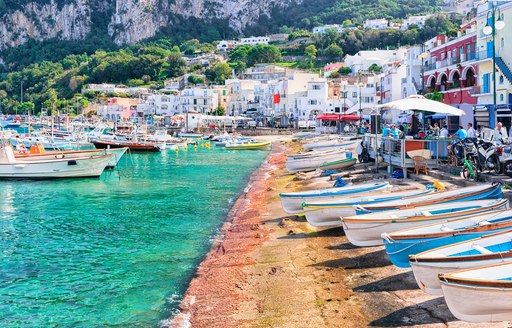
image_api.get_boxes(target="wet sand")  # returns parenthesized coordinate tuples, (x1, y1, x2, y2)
(171, 138, 510, 328)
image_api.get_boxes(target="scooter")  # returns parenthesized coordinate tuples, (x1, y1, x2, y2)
(473, 138, 501, 174)
(498, 139, 512, 176)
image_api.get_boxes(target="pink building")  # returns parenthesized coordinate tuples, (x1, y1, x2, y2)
(422, 22, 479, 126)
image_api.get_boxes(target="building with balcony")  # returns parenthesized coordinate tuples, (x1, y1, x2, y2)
(344, 48, 407, 76)
(239, 37, 270, 46)
(312, 24, 344, 35)
(401, 15, 430, 30)
(473, 1, 512, 129)
(179, 88, 219, 114)
(363, 19, 389, 30)
(422, 21, 479, 126)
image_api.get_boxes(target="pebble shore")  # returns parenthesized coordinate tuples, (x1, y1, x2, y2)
(171, 136, 510, 328)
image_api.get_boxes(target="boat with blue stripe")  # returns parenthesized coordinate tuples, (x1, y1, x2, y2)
(382, 206, 512, 268)
(280, 182, 390, 214)
(411, 227, 512, 296)
(355, 183, 502, 214)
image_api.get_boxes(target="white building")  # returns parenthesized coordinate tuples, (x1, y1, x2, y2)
(364, 19, 389, 30)
(137, 94, 181, 116)
(239, 37, 270, 46)
(401, 15, 430, 30)
(217, 40, 239, 51)
(225, 79, 260, 115)
(180, 88, 219, 114)
(400, 46, 423, 99)
(296, 80, 329, 121)
(82, 84, 150, 96)
(312, 24, 344, 35)
(243, 64, 287, 82)
(344, 48, 408, 75)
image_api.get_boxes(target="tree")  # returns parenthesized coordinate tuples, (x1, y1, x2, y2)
(166, 52, 187, 78)
(188, 75, 205, 85)
(338, 67, 352, 75)
(425, 90, 444, 102)
(247, 44, 281, 66)
(229, 45, 252, 63)
(323, 43, 343, 61)
(368, 63, 382, 73)
(215, 106, 225, 116)
(304, 45, 317, 63)
(207, 62, 232, 84)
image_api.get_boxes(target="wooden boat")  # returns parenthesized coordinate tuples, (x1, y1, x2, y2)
(319, 157, 356, 170)
(355, 183, 503, 214)
(341, 199, 508, 247)
(303, 140, 354, 150)
(411, 227, 512, 295)
(288, 147, 346, 160)
(302, 188, 434, 227)
(92, 139, 160, 152)
(225, 141, 271, 150)
(15, 145, 128, 168)
(280, 182, 390, 214)
(286, 151, 349, 173)
(440, 262, 512, 322)
(383, 208, 512, 269)
(0, 144, 113, 178)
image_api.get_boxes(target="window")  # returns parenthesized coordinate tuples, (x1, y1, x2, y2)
(308, 100, 317, 105)
(500, 94, 504, 102)
(312, 84, 321, 90)
(483, 73, 490, 93)
(500, 75, 504, 85)
(334, 107, 341, 113)
(193, 99, 197, 105)
(352, 92, 357, 98)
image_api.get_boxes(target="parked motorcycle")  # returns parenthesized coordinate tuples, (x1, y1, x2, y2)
(498, 142, 512, 177)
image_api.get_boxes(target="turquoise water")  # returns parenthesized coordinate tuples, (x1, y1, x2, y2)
(0, 146, 268, 326)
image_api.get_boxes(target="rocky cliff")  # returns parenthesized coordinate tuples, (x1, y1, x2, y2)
(0, 0, 300, 49)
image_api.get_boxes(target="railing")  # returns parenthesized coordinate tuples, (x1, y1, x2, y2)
(424, 51, 492, 71)
(362, 135, 454, 177)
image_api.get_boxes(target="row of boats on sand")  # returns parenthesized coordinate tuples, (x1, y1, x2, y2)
(280, 179, 512, 322)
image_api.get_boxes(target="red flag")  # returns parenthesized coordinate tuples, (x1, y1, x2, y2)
(273, 94, 280, 104)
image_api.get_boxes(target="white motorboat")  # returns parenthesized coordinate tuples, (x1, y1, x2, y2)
(280, 182, 390, 214)
(440, 262, 512, 322)
(0, 144, 112, 178)
(341, 199, 509, 247)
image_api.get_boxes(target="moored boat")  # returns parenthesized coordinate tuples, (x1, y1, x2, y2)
(341, 199, 508, 247)
(0, 144, 113, 179)
(440, 262, 512, 322)
(410, 227, 512, 295)
(302, 188, 435, 227)
(92, 139, 160, 152)
(383, 207, 512, 269)
(286, 150, 349, 173)
(355, 183, 503, 214)
(280, 182, 390, 214)
(225, 141, 271, 150)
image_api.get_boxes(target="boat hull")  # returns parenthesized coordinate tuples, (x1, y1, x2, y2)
(319, 158, 356, 170)
(0, 155, 112, 178)
(93, 140, 160, 152)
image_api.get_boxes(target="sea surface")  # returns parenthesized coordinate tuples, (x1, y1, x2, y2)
(0, 146, 268, 326)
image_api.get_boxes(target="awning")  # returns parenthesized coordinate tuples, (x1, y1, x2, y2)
(425, 113, 447, 119)
(316, 114, 360, 122)
(377, 95, 465, 116)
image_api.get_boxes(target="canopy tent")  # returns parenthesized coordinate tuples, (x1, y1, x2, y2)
(376, 95, 465, 116)
(316, 114, 360, 122)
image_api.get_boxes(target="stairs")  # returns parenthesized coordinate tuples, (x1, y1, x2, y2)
(496, 57, 512, 84)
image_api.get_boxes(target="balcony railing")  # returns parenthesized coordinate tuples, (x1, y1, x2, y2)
(423, 50, 491, 71)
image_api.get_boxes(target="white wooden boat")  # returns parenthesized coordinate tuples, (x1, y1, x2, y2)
(303, 188, 434, 227)
(341, 199, 508, 247)
(355, 184, 503, 214)
(410, 225, 512, 295)
(440, 262, 512, 322)
(303, 139, 353, 150)
(0, 144, 112, 178)
(280, 182, 390, 214)
(288, 147, 346, 160)
(286, 151, 349, 172)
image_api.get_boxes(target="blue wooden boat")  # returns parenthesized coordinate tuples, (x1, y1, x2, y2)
(411, 229, 512, 296)
(355, 183, 502, 214)
(382, 206, 512, 268)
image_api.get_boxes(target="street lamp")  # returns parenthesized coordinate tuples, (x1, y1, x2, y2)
(418, 52, 428, 95)
(358, 82, 364, 127)
(482, 1, 505, 127)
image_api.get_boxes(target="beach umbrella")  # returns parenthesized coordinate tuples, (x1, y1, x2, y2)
(376, 95, 464, 116)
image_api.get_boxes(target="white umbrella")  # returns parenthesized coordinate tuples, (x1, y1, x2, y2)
(376, 95, 465, 116)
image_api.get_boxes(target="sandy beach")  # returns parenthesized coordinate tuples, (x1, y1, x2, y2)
(171, 136, 510, 328)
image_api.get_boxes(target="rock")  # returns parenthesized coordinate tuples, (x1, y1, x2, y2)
(287, 230, 295, 235)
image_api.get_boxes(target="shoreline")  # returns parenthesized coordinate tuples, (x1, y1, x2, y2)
(170, 137, 510, 328)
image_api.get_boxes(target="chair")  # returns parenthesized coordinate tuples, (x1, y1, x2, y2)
(413, 156, 428, 176)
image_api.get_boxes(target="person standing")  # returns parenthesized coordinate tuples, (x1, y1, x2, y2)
(390, 124, 400, 138)
(467, 123, 476, 139)
(494, 122, 508, 143)
(440, 125, 449, 138)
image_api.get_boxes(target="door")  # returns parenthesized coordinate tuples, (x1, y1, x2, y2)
(487, 40, 494, 59)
